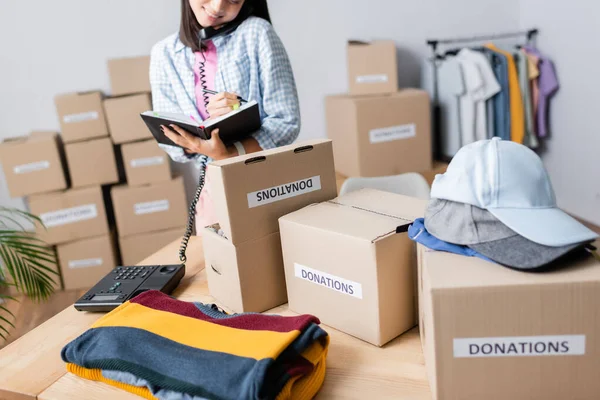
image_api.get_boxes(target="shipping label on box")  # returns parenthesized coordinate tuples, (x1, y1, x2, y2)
(111, 177, 187, 237)
(57, 235, 117, 290)
(326, 89, 432, 177)
(279, 188, 426, 346)
(0, 132, 67, 198)
(122, 140, 171, 186)
(65, 137, 119, 188)
(208, 139, 337, 245)
(347, 40, 398, 95)
(418, 245, 600, 400)
(28, 186, 109, 245)
(54, 91, 109, 143)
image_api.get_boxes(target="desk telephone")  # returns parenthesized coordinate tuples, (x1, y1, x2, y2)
(74, 10, 258, 312)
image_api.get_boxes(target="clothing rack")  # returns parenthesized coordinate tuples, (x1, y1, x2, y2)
(425, 29, 539, 160)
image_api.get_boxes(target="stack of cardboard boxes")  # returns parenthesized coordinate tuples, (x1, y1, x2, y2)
(104, 56, 187, 265)
(203, 139, 338, 313)
(326, 40, 433, 178)
(0, 132, 68, 292)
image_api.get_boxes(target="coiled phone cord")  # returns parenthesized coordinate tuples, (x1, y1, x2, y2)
(179, 47, 211, 265)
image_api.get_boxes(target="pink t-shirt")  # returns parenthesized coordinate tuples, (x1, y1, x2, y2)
(194, 40, 218, 120)
(193, 41, 219, 232)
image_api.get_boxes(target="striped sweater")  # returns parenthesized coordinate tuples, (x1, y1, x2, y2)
(61, 290, 329, 400)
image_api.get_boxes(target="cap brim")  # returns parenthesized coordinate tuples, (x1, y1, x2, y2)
(469, 235, 586, 270)
(488, 207, 598, 247)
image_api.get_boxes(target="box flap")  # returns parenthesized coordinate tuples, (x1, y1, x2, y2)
(280, 189, 426, 242)
(422, 246, 600, 289)
(209, 139, 337, 244)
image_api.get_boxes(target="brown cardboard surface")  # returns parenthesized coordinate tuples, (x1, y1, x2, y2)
(0, 132, 67, 198)
(121, 140, 171, 186)
(111, 177, 187, 237)
(208, 139, 337, 244)
(326, 89, 432, 177)
(119, 227, 183, 265)
(56, 235, 116, 290)
(279, 189, 426, 346)
(104, 93, 153, 144)
(347, 40, 398, 95)
(65, 137, 119, 188)
(107, 56, 151, 96)
(203, 228, 287, 313)
(28, 186, 109, 245)
(419, 245, 600, 400)
(54, 92, 109, 143)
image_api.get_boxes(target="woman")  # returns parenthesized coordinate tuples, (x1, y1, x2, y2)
(150, 0, 300, 231)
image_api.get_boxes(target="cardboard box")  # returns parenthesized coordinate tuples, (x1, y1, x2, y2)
(1, 248, 62, 295)
(103, 93, 153, 144)
(121, 140, 171, 186)
(203, 227, 286, 313)
(119, 227, 183, 265)
(279, 189, 426, 346)
(347, 40, 398, 95)
(65, 137, 119, 188)
(54, 91, 109, 143)
(107, 56, 151, 96)
(111, 177, 187, 237)
(326, 89, 432, 177)
(208, 139, 337, 245)
(28, 186, 109, 245)
(0, 132, 68, 198)
(56, 235, 117, 290)
(418, 245, 600, 400)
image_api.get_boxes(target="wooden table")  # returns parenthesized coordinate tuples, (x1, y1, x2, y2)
(0, 239, 431, 400)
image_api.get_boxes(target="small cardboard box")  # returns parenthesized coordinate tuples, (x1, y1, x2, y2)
(111, 177, 187, 237)
(28, 186, 109, 245)
(65, 137, 119, 188)
(104, 93, 153, 144)
(418, 245, 600, 400)
(203, 227, 286, 313)
(54, 91, 109, 143)
(121, 139, 171, 186)
(279, 189, 426, 346)
(208, 139, 337, 245)
(107, 56, 151, 96)
(0, 132, 68, 198)
(56, 234, 117, 290)
(119, 227, 183, 265)
(326, 89, 432, 177)
(347, 40, 398, 95)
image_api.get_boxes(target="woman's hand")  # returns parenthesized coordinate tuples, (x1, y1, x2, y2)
(161, 125, 233, 160)
(206, 92, 241, 119)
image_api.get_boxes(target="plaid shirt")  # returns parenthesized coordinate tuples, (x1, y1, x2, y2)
(149, 17, 301, 167)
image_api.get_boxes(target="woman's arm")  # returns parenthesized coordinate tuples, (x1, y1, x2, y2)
(251, 23, 301, 151)
(149, 42, 202, 164)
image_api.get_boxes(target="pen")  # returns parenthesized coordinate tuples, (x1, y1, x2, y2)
(202, 88, 248, 104)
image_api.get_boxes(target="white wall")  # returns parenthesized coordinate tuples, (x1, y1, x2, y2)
(519, 1, 600, 226)
(1, 0, 522, 210)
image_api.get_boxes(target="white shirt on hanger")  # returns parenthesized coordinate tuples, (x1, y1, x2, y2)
(458, 49, 501, 142)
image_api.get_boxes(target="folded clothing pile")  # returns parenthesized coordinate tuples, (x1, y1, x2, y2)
(62, 290, 329, 400)
(411, 137, 598, 270)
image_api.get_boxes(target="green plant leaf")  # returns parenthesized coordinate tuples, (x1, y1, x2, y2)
(0, 207, 43, 227)
(0, 315, 15, 329)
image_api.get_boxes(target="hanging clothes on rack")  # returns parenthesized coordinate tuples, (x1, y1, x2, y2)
(424, 29, 556, 160)
(523, 46, 559, 139)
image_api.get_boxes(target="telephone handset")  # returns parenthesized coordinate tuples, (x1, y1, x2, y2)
(178, 4, 253, 265)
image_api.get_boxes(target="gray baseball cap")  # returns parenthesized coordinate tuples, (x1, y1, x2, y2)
(425, 198, 589, 270)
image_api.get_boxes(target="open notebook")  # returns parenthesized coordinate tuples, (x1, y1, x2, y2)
(140, 100, 261, 148)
